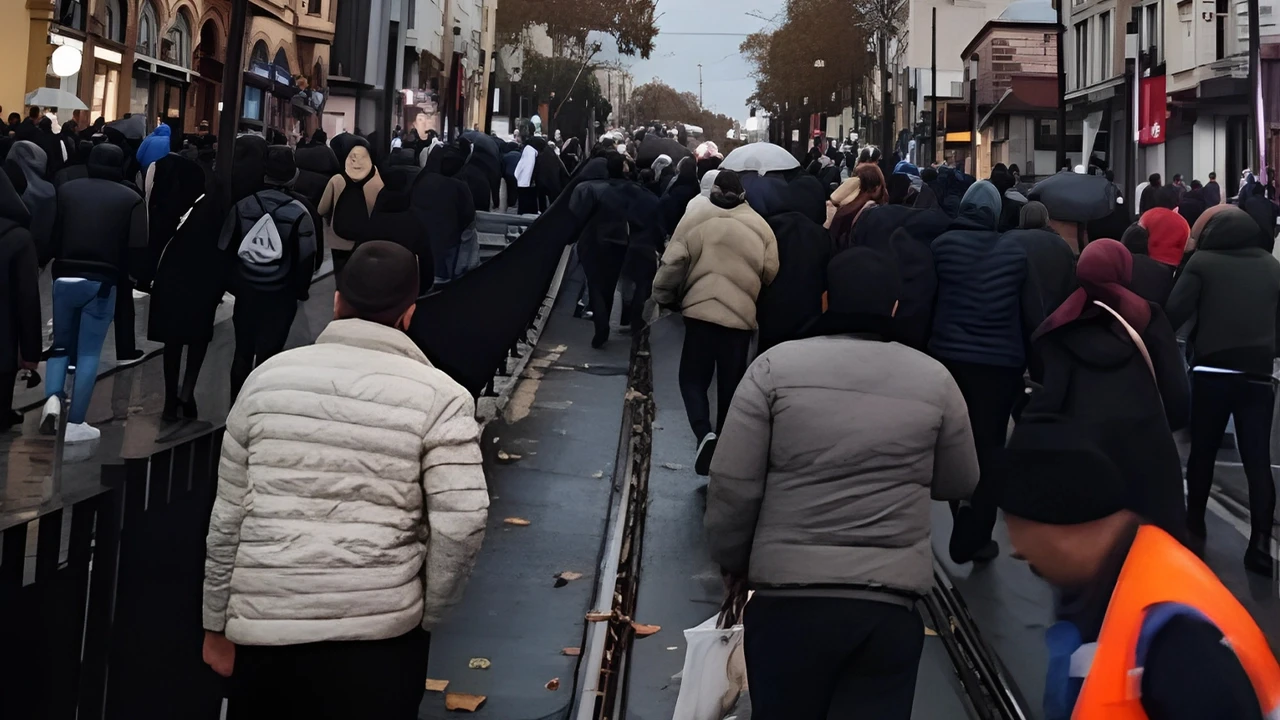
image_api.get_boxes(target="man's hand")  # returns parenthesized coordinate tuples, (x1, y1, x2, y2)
(202, 631, 235, 678)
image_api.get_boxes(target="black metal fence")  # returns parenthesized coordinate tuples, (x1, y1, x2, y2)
(0, 428, 228, 720)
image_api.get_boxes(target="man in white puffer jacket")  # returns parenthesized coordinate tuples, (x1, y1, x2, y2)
(201, 241, 488, 718)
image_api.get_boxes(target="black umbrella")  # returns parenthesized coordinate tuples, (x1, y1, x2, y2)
(636, 134, 693, 170)
(104, 115, 147, 142)
(1028, 171, 1116, 222)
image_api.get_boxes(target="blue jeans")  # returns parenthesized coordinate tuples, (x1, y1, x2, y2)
(45, 279, 117, 424)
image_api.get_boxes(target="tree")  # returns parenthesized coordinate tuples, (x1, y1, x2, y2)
(626, 81, 736, 145)
(852, 0, 907, 154)
(518, 52, 611, 134)
(496, 0, 659, 59)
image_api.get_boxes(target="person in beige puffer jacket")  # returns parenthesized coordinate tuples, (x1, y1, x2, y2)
(201, 241, 487, 718)
(652, 170, 779, 475)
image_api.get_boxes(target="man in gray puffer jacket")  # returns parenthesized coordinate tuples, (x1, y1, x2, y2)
(202, 242, 487, 718)
(706, 247, 978, 719)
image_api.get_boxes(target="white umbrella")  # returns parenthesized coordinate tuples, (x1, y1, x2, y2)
(24, 87, 87, 111)
(720, 143, 800, 176)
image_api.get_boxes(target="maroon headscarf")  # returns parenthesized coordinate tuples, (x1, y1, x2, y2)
(1032, 238, 1151, 341)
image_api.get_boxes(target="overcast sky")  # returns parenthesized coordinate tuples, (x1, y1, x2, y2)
(597, 0, 786, 122)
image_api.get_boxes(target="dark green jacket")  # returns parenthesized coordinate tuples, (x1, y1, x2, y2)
(1165, 208, 1280, 376)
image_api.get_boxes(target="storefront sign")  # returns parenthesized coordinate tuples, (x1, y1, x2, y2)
(1139, 75, 1167, 146)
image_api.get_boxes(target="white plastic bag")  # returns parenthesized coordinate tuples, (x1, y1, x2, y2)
(671, 614, 747, 720)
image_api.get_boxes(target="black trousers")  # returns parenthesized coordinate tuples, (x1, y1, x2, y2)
(943, 360, 1025, 546)
(1186, 371, 1277, 543)
(114, 277, 137, 357)
(744, 596, 924, 720)
(517, 186, 539, 215)
(679, 317, 753, 441)
(0, 369, 15, 416)
(581, 243, 628, 344)
(331, 249, 352, 279)
(503, 175, 518, 211)
(230, 289, 298, 402)
(229, 628, 429, 720)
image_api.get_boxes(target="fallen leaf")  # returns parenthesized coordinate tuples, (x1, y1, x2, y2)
(661, 462, 685, 471)
(631, 622, 661, 637)
(557, 571, 583, 581)
(545, 677, 561, 691)
(924, 627, 939, 637)
(444, 693, 487, 711)
(591, 471, 604, 479)
(468, 657, 492, 670)
(503, 517, 531, 526)
(666, 646, 678, 651)
(425, 678, 450, 692)
(562, 647, 581, 656)
(585, 611, 613, 622)
(496, 450, 522, 462)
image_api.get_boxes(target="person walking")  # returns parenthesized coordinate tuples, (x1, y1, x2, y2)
(1005, 201, 1077, 321)
(1165, 207, 1280, 575)
(5, 140, 56, 264)
(0, 170, 40, 431)
(930, 179, 1036, 563)
(136, 123, 171, 175)
(411, 145, 477, 283)
(706, 247, 979, 719)
(202, 241, 488, 720)
(659, 156, 700, 236)
(39, 144, 147, 442)
(318, 135, 382, 277)
(828, 163, 887, 251)
(1000, 426, 1280, 720)
(754, 176, 831, 354)
(1127, 209, 1191, 306)
(1025, 239, 1189, 537)
(514, 135, 539, 214)
(1139, 173, 1163, 214)
(1205, 171, 1223, 206)
(219, 145, 318, 403)
(652, 170, 779, 474)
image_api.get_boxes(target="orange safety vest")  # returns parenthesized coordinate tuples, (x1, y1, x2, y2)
(1073, 525, 1280, 719)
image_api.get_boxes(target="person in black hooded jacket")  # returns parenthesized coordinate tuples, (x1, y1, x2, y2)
(6, 140, 56, 265)
(412, 144, 476, 282)
(363, 168, 434, 294)
(533, 136, 568, 209)
(295, 141, 339, 211)
(54, 140, 93, 186)
(41, 143, 148, 443)
(455, 140, 494, 213)
(755, 175, 832, 354)
(0, 169, 40, 430)
(659, 156, 700, 236)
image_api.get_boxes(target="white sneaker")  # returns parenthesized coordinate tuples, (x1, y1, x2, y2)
(132, 288, 149, 300)
(695, 432, 718, 476)
(39, 396, 60, 435)
(64, 422, 101, 443)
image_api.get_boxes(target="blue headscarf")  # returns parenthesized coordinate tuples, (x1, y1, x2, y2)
(136, 124, 172, 171)
(894, 160, 920, 177)
(959, 180, 1002, 230)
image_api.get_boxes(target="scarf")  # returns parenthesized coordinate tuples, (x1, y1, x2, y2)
(1033, 238, 1151, 341)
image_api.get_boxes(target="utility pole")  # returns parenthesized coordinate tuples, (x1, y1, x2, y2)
(1248, 0, 1263, 182)
(931, 6, 937, 165)
(1125, 10, 1140, 217)
(216, 0, 248, 203)
(880, 29, 892, 155)
(698, 63, 703, 108)
(1055, 0, 1068, 171)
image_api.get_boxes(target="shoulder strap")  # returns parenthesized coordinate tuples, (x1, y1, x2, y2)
(1093, 300, 1156, 384)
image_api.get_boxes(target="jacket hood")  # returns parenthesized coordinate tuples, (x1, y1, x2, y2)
(1138, 208, 1190, 264)
(296, 143, 340, 176)
(741, 173, 792, 218)
(0, 167, 31, 232)
(958, 180, 1001, 230)
(7, 141, 47, 178)
(1197, 206, 1269, 252)
(87, 143, 126, 181)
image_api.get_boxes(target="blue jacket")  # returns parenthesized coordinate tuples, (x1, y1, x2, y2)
(136, 124, 171, 171)
(929, 181, 1031, 369)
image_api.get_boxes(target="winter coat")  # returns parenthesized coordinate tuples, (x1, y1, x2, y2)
(33, 120, 64, 180)
(365, 179, 434, 294)
(535, 146, 568, 202)
(202, 319, 489, 645)
(1129, 254, 1177, 307)
(1026, 304, 1190, 536)
(295, 144, 340, 210)
(1241, 194, 1278, 253)
(6, 141, 56, 265)
(1178, 190, 1208, 231)
(515, 145, 537, 187)
(410, 171, 476, 282)
(849, 204, 939, 351)
(652, 195, 780, 331)
(136, 124, 171, 171)
(1166, 209, 1280, 376)
(319, 170, 383, 252)
(756, 210, 830, 353)
(52, 144, 148, 287)
(659, 174, 700, 236)
(1006, 228, 1078, 322)
(148, 191, 232, 345)
(1204, 180, 1223, 207)
(0, 171, 40, 373)
(457, 161, 493, 212)
(706, 334, 978, 597)
(930, 182, 1033, 369)
(143, 154, 207, 286)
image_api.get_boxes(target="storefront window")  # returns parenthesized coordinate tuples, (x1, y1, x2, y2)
(244, 86, 264, 121)
(104, 0, 125, 44)
(131, 68, 150, 118)
(92, 61, 119, 122)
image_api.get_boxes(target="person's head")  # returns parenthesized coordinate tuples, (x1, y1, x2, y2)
(334, 241, 421, 329)
(263, 145, 298, 188)
(959, 180, 1002, 230)
(1009, 163, 1021, 178)
(1197, 205, 1271, 252)
(886, 173, 912, 205)
(824, 245, 900, 322)
(198, 120, 210, 135)
(920, 167, 938, 184)
(1019, 200, 1050, 230)
(1148, 173, 1161, 187)
(344, 141, 373, 181)
(1002, 421, 1141, 587)
(854, 163, 885, 196)
(1120, 222, 1149, 255)
(710, 169, 746, 209)
(1138, 208, 1191, 266)
(1173, 173, 1183, 185)
(27, 107, 40, 121)
(1190, 179, 1202, 190)
(606, 151, 627, 180)
(7, 113, 19, 126)
(38, 116, 52, 133)
(651, 153, 673, 176)
(86, 143, 125, 182)
(1209, 171, 1217, 181)
(856, 145, 881, 166)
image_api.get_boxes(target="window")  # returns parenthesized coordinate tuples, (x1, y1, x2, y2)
(1075, 20, 1090, 88)
(137, 2, 158, 58)
(1143, 3, 1162, 65)
(250, 41, 270, 67)
(307, 0, 321, 15)
(56, 0, 84, 30)
(243, 86, 264, 120)
(1099, 11, 1113, 80)
(104, 0, 125, 43)
(165, 11, 192, 67)
(408, 0, 416, 29)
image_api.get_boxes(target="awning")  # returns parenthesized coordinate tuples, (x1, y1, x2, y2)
(134, 56, 192, 84)
(1064, 75, 1124, 103)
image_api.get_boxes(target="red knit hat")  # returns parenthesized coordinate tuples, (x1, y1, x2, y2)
(1138, 208, 1191, 267)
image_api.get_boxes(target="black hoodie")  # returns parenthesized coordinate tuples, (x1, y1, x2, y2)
(0, 170, 40, 372)
(52, 143, 148, 285)
(754, 177, 833, 354)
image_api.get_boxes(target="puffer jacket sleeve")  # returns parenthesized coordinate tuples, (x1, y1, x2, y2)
(203, 400, 252, 632)
(705, 357, 772, 576)
(651, 231, 691, 308)
(760, 222, 779, 287)
(931, 374, 980, 501)
(420, 389, 489, 628)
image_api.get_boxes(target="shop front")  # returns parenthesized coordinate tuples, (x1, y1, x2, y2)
(242, 60, 302, 141)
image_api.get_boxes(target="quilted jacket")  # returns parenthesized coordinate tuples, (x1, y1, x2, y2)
(202, 319, 489, 645)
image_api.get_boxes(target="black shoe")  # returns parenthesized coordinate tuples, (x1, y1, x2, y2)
(591, 331, 608, 349)
(972, 540, 1000, 563)
(1, 409, 21, 431)
(117, 349, 145, 365)
(1245, 543, 1274, 577)
(694, 433, 718, 476)
(1186, 514, 1207, 539)
(949, 507, 994, 564)
(180, 398, 198, 421)
(162, 397, 179, 423)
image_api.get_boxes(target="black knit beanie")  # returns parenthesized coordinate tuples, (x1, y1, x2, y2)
(1002, 420, 1129, 525)
(337, 241, 421, 324)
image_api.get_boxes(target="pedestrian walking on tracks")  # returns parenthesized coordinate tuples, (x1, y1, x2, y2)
(706, 247, 978, 720)
(652, 170, 778, 475)
(203, 241, 488, 720)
